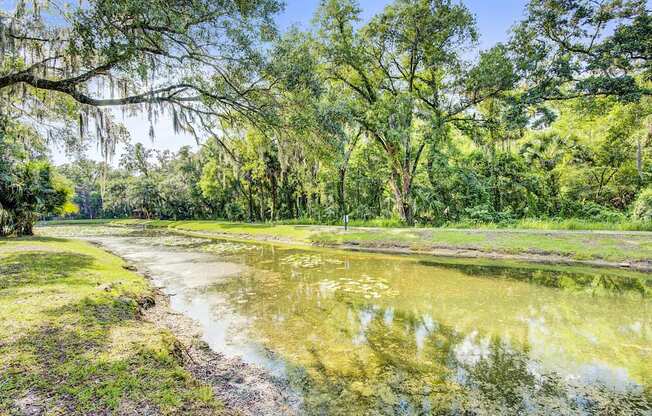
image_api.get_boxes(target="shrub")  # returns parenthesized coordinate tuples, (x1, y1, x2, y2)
(576, 202, 625, 222)
(224, 202, 246, 221)
(631, 188, 652, 222)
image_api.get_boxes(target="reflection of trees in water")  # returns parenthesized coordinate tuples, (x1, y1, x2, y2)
(455, 335, 651, 415)
(208, 251, 650, 415)
(282, 306, 650, 415)
(419, 260, 650, 298)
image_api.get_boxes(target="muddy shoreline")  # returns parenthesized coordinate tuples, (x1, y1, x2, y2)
(336, 243, 652, 272)
(93, 241, 302, 416)
(139, 227, 652, 273)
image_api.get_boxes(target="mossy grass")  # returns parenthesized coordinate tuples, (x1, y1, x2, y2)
(0, 237, 221, 414)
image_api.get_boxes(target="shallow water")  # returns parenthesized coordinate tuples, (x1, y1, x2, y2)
(41, 226, 652, 415)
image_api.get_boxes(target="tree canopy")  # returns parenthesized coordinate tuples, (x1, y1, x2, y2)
(1, 0, 282, 149)
(1, 0, 651, 233)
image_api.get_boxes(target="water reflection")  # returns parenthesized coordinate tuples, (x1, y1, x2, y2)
(40, 226, 652, 415)
(418, 259, 651, 298)
(193, 244, 650, 415)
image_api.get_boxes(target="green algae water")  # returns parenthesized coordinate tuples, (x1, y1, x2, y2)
(40, 225, 652, 415)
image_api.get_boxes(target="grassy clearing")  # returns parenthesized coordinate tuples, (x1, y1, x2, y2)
(197, 217, 652, 231)
(38, 218, 116, 226)
(0, 237, 221, 414)
(42, 219, 652, 263)
(111, 219, 316, 241)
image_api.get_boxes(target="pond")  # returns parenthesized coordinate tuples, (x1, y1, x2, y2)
(40, 225, 652, 415)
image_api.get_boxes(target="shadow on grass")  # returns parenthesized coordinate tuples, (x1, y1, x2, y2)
(0, 252, 95, 290)
(0, 245, 218, 413)
(0, 236, 70, 244)
(0, 295, 212, 413)
(47, 295, 141, 325)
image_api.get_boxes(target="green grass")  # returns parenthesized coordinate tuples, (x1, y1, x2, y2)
(60, 216, 651, 231)
(0, 237, 221, 414)
(447, 218, 652, 231)
(106, 216, 652, 231)
(41, 219, 652, 264)
(312, 227, 652, 261)
(40, 218, 116, 226)
(178, 216, 652, 231)
(111, 219, 316, 241)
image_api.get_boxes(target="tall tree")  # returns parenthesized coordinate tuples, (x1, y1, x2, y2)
(510, 0, 651, 108)
(267, 29, 362, 218)
(315, 0, 515, 223)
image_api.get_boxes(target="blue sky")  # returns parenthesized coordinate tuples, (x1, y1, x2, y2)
(42, 0, 530, 164)
(276, 0, 529, 49)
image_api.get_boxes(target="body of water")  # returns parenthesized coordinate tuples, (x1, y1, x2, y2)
(40, 226, 652, 415)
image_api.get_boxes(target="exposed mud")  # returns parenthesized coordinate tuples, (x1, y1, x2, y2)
(148, 227, 652, 272)
(336, 242, 652, 272)
(142, 288, 301, 416)
(90, 238, 302, 416)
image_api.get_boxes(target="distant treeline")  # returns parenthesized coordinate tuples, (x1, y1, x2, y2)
(2, 0, 652, 236)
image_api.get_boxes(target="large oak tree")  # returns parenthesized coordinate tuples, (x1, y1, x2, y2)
(315, 0, 516, 224)
(0, 0, 282, 145)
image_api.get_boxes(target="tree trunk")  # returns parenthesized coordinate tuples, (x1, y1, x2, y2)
(259, 185, 265, 221)
(271, 179, 278, 221)
(17, 220, 34, 236)
(247, 183, 254, 222)
(637, 138, 644, 182)
(389, 167, 414, 225)
(370, 128, 423, 225)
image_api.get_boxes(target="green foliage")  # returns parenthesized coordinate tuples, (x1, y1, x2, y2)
(1, 0, 283, 156)
(631, 187, 652, 221)
(0, 118, 75, 236)
(58, 160, 104, 219)
(311, 0, 517, 224)
(510, 0, 651, 111)
(6, 0, 652, 230)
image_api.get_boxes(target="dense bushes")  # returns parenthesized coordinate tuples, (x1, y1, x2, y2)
(57, 133, 651, 228)
(1, 119, 76, 236)
(632, 188, 652, 222)
(55, 97, 652, 227)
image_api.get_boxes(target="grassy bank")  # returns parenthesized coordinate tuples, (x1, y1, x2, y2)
(44, 217, 652, 231)
(42, 219, 652, 266)
(0, 237, 220, 414)
(449, 218, 652, 231)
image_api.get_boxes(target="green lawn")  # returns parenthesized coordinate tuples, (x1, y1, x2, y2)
(47, 219, 652, 264)
(0, 237, 220, 414)
(311, 228, 652, 262)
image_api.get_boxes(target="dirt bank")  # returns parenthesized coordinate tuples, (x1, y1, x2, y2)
(103, 245, 303, 416)
(140, 226, 652, 273)
(141, 287, 301, 416)
(39, 221, 652, 271)
(335, 242, 652, 272)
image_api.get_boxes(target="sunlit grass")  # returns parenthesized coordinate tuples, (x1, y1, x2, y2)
(39, 219, 652, 262)
(448, 218, 652, 231)
(0, 237, 221, 414)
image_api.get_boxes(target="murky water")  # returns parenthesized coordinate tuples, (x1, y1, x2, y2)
(41, 226, 652, 415)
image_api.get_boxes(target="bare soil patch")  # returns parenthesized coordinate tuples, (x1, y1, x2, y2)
(137, 271, 302, 416)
